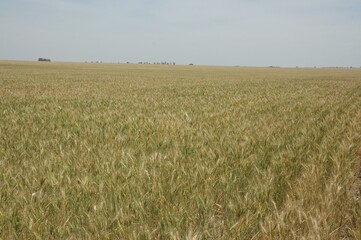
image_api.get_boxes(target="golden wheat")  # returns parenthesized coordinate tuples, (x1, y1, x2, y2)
(0, 61, 360, 239)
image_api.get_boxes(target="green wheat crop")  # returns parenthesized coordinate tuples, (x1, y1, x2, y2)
(1, 61, 360, 239)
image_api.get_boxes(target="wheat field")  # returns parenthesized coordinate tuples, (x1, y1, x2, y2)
(0, 61, 360, 239)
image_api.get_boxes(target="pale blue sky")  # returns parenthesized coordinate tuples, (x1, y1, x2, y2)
(1, 0, 361, 67)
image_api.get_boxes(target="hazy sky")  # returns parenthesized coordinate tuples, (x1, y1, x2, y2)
(1, 0, 361, 66)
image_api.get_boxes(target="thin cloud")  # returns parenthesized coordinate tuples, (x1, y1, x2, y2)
(1, 0, 360, 66)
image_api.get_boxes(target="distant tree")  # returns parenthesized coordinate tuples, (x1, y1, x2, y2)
(38, 58, 51, 62)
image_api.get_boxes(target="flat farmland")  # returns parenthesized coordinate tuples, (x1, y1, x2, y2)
(1, 61, 361, 239)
